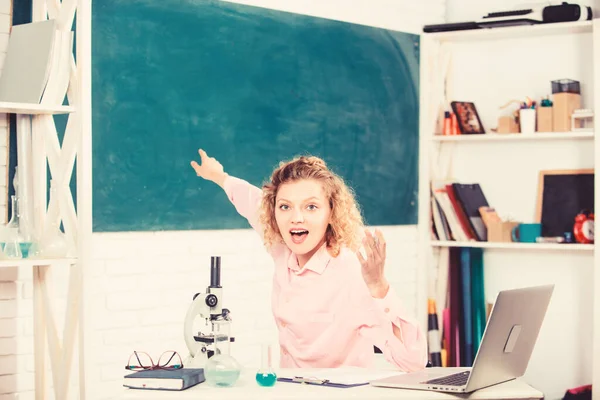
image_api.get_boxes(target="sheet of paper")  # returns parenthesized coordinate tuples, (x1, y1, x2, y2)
(277, 367, 404, 385)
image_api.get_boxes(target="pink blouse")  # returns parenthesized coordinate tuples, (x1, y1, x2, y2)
(223, 176, 428, 371)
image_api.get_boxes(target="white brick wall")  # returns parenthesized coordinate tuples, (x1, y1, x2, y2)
(0, 2, 13, 398)
(89, 226, 419, 399)
(0, 0, 445, 399)
(0, 0, 10, 224)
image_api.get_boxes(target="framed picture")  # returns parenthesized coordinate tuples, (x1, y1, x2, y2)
(450, 101, 485, 134)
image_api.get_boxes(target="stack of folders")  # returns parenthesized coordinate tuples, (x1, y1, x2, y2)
(430, 181, 491, 242)
(123, 368, 205, 391)
(431, 246, 487, 369)
(430, 181, 490, 369)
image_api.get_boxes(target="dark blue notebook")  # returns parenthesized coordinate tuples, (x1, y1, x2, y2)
(124, 368, 204, 391)
(451, 183, 490, 241)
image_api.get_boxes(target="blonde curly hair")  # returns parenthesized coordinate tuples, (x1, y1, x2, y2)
(259, 155, 364, 257)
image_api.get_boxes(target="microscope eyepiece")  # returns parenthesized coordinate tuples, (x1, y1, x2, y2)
(210, 256, 221, 288)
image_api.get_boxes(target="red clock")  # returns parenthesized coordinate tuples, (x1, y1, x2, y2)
(573, 210, 594, 244)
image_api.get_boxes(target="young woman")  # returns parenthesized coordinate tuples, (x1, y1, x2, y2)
(190, 149, 427, 372)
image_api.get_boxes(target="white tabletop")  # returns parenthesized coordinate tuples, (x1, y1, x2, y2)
(117, 368, 543, 400)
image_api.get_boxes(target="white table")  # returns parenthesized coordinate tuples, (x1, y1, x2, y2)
(117, 368, 544, 400)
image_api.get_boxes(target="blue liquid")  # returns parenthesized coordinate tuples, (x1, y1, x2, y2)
(20, 242, 32, 258)
(0, 242, 32, 258)
(256, 372, 277, 387)
(205, 370, 240, 387)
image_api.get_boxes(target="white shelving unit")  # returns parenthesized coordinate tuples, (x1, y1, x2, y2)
(430, 20, 592, 42)
(418, 20, 600, 400)
(0, 257, 77, 268)
(430, 240, 594, 251)
(1, 0, 92, 398)
(0, 101, 74, 115)
(431, 130, 594, 142)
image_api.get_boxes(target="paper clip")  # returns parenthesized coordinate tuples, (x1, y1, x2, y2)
(292, 376, 330, 385)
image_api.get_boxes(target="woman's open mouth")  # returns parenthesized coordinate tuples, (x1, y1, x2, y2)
(290, 229, 309, 244)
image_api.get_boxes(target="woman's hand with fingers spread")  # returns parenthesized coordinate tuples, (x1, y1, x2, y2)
(356, 228, 390, 298)
(190, 149, 228, 188)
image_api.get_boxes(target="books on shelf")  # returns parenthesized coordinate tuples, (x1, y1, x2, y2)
(431, 181, 490, 242)
(430, 179, 595, 250)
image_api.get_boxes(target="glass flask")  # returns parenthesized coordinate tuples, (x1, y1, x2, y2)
(204, 320, 241, 387)
(3, 195, 29, 258)
(3, 236, 22, 259)
(255, 343, 277, 387)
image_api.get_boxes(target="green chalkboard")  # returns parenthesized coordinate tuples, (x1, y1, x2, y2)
(92, 0, 420, 231)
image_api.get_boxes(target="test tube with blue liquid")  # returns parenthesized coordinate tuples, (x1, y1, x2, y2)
(256, 344, 277, 386)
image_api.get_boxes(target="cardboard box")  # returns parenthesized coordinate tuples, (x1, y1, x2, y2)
(487, 221, 519, 243)
(536, 106, 553, 132)
(552, 92, 581, 131)
(497, 116, 519, 133)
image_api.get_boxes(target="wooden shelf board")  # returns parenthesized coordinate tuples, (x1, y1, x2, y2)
(430, 240, 593, 251)
(425, 20, 593, 42)
(0, 101, 75, 115)
(431, 131, 594, 142)
(0, 257, 77, 268)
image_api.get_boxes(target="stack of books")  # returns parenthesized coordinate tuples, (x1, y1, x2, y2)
(430, 181, 491, 242)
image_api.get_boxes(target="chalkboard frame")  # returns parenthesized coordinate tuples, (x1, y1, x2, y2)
(535, 168, 595, 237)
(91, 1, 421, 232)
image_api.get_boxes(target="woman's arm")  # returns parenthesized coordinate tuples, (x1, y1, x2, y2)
(354, 229, 428, 371)
(358, 284, 429, 372)
(191, 149, 264, 235)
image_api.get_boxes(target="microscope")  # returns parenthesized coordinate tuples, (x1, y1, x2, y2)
(183, 256, 234, 368)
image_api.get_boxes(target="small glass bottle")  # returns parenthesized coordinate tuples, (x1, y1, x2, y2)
(3, 236, 22, 259)
(255, 343, 277, 387)
(204, 320, 241, 387)
(3, 195, 29, 258)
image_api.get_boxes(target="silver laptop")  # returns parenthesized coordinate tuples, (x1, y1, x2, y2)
(370, 284, 554, 393)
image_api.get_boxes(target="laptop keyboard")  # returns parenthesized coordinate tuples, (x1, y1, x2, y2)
(422, 371, 470, 386)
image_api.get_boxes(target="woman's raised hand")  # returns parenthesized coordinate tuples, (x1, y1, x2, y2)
(190, 149, 228, 188)
(356, 228, 390, 299)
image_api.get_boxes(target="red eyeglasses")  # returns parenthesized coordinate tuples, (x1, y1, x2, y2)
(125, 350, 184, 371)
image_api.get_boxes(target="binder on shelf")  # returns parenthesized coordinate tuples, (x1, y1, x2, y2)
(431, 184, 471, 242)
(451, 183, 490, 241)
(460, 248, 473, 366)
(0, 19, 57, 104)
(446, 184, 478, 240)
(448, 248, 463, 367)
(470, 248, 486, 356)
(431, 195, 451, 241)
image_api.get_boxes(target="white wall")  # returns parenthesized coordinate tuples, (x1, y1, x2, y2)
(0, 1, 446, 399)
(441, 1, 600, 399)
